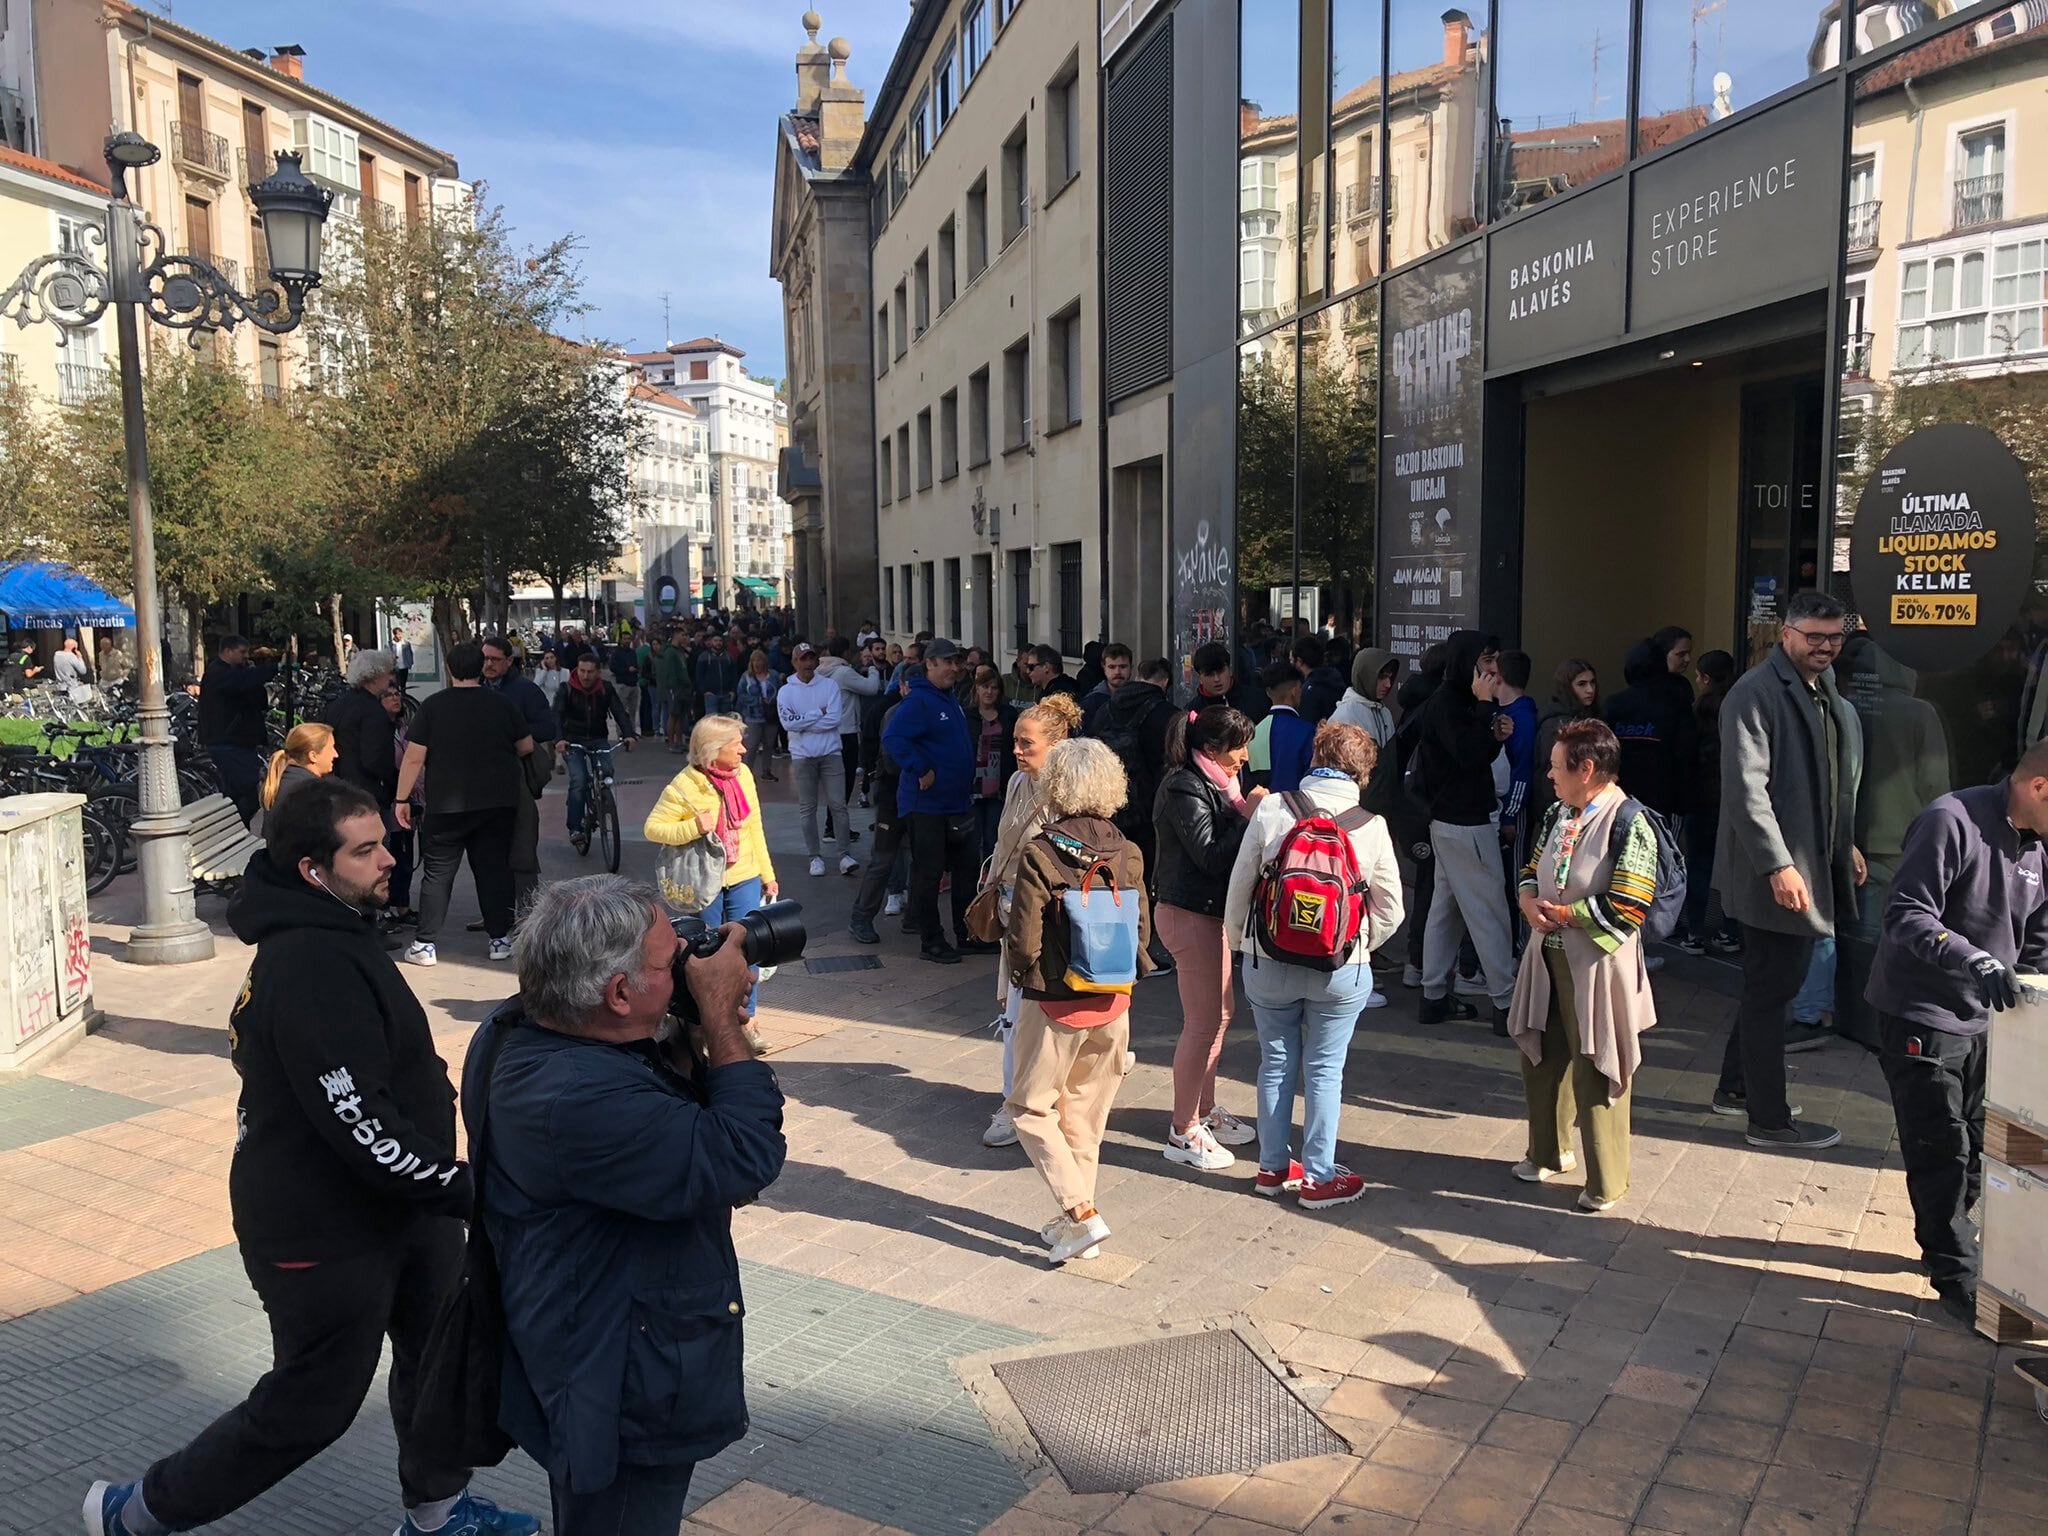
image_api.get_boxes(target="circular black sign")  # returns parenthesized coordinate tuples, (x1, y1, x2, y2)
(1850, 422, 2036, 673)
(653, 576, 680, 616)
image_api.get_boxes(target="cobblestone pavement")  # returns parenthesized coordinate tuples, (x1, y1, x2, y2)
(3, 757, 2043, 1534)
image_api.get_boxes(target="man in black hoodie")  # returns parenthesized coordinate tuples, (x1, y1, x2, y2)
(1414, 630, 1518, 1031)
(84, 779, 536, 1536)
(1602, 637, 1697, 819)
(1292, 635, 1347, 725)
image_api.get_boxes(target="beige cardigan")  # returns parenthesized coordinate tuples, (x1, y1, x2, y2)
(986, 770, 1049, 1004)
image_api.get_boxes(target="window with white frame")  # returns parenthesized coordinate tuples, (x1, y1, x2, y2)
(964, 1, 991, 82)
(292, 113, 361, 191)
(56, 215, 97, 257)
(1241, 246, 1278, 316)
(1898, 238, 2047, 368)
(934, 41, 957, 135)
(910, 88, 930, 167)
(998, 0, 1023, 26)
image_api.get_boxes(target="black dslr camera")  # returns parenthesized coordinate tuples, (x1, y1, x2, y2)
(667, 899, 807, 1029)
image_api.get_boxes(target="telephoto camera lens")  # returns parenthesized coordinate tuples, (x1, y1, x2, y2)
(667, 902, 807, 1026)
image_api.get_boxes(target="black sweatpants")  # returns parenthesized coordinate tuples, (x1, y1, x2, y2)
(416, 806, 518, 943)
(1878, 1012, 1986, 1294)
(908, 810, 979, 945)
(552, 1462, 696, 1536)
(1717, 923, 1813, 1131)
(852, 816, 910, 924)
(142, 1218, 469, 1526)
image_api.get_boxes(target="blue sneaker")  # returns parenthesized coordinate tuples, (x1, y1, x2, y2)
(82, 1481, 139, 1536)
(396, 1492, 540, 1536)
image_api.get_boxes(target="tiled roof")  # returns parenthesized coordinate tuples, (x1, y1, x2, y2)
(631, 381, 697, 413)
(1242, 59, 1466, 146)
(792, 114, 822, 159)
(1857, 11, 2048, 98)
(1503, 106, 1706, 185)
(668, 336, 746, 358)
(0, 144, 108, 196)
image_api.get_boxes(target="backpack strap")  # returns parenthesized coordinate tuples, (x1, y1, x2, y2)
(1280, 790, 1312, 821)
(1334, 806, 1372, 833)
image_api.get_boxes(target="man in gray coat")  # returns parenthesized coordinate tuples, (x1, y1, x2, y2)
(1712, 590, 1867, 1151)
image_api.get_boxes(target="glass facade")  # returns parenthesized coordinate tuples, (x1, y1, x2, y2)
(1636, 0, 1829, 153)
(1493, 0, 1632, 218)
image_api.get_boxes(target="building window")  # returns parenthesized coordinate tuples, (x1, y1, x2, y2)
(1240, 246, 1278, 320)
(945, 557, 962, 638)
(1001, 121, 1030, 247)
(885, 563, 897, 629)
(896, 424, 911, 501)
(1049, 303, 1083, 430)
(1847, 154, 1879, 256)
(1955, 126, 2007, 230)
(690, 360, 709, 380)
(938, 217, 958, 310)
(914, 250, 931, 336)
(1898, 240, 2047, 368)
(1011, 548, 1032, 649)
(871, 181, 891, 242)
(968, 365, 992, 466)
(403, 170, 423, 226)
(258, 338, 281, 401)
(1003, 336, 1031, 450)
(878, 435, 893, 502)
(293, 113, 361, 192)
(877, 302, 890, 375)
(56, 216, 95, 257)
(910, 87, 931, 168)
(921, 562, 937, 635)
(1047, 56, 1081, 195)
(894, 280, 909, 358)
(934, 38, 958, 133)
(966, 175, 990, 280)
(1055, 541, 1082, 656)
(916, 407, 934, 489)
(940, 388, 960, 480)
(998, 0, 1023, 26)
(890, 132, 908, 203)
(965, 1, 991, 82)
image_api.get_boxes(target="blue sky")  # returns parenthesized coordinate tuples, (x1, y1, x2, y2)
(156, 0, 914, 380)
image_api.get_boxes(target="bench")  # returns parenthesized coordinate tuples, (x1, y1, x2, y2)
(186, 793, 264, 893)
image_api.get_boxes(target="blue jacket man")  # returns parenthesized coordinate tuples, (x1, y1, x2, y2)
(880, 639, 985, 961)
(466, 877, 783, 1527)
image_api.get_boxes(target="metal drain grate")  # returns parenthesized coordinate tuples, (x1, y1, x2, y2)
(991, 1327, 1346, 1493)
(804, 954, 886, 974)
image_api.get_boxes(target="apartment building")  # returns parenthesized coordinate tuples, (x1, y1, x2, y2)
(631, 339, 792, 610)
(25, 0, 466, 393)
(0, 143, 116, 407)
(858, 0, 1101, 659)
(627, 382, 710, 621)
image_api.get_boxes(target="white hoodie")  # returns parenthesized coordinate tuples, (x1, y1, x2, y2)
(1222, 773, 1405, 960)
(1329, 688, 1396, 748)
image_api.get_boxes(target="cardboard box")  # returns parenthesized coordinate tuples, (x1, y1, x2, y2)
(1990, 976, 2048, 1143)
(1982, 1156, 2048, 1323)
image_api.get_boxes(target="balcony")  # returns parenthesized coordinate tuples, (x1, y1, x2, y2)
(1846, 200, 1881, 257)
(1954, 174, 2005, 231)
(57, 359, 108, 405)
(170, 121, 231, 182)
(1843, 332, 1874, 380)
(359, 197, 400, 231)
(1344, 178, 1390, 224)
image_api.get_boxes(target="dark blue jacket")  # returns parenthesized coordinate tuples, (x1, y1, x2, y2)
(487, 671, 558, 745)
(882, 675, 974, 816)
(1299, 665, 1347, 725)
(1264, 706, 1315, 794)
(464, 1005, 785, 1495)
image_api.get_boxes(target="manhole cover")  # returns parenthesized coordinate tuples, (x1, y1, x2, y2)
(804, 954, 885, 974)
(992, 1327, 1345, 1493)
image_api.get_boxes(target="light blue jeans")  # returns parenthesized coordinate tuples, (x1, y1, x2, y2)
(1245, 956, 1377, 1185)
(1792, 935, 1836, 1024)
(697, 873, 764, 1015)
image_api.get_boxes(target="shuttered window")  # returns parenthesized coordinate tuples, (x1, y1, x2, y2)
(1104, 18, 1172, 402)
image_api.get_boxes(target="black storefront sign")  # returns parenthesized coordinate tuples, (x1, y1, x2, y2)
(1629, 83, 1843, 338)
(1380, 243, 1485, 662)
(1849, 424, 2036, 672)
(1486, 179, 1627, 373)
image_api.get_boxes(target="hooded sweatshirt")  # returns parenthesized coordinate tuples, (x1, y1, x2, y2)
(1416, 631, 1503, 826)
(225, 849, 470, 1260)
(1095, 678, 1176, 838)
(882, 674, 975, 815)
(1603, 640, 1697, 817)
(1331, 647, 1401, 747)
(817, 654, 882, 738)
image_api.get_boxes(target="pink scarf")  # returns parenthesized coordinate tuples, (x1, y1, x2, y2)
(1192, 750, 1248, 815)
(704, 765, 751, 864)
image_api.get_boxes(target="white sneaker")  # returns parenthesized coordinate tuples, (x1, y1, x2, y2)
(883, 893, 905, 916)
(1454, 973, 1491, 998)
(488, 938, 513, 962)
(1048, 1214, 1110, 1264)
(983, 1110, 1019, 1147)
(1121, 1048, 1138, 1076)
(839, 854, 860, 875)
(1364, 989, 1389, 1009)
(1039, 1216, 1100, 1259)
(403, 941, 436, 967)
(1165, 1123, 1235, 1172)
(808, 856, 826, 877)
(1578, 1190, 1621, 1213)
(1512, 1151, 1578, 1183)
(1202, 1107, 1257, 1147)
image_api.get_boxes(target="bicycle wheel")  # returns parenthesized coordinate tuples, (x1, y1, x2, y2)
(81, 807, 120, 896)
(598, 784, 620, 873)
(88, 783, 142, 874)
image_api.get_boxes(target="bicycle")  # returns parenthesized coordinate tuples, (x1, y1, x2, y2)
(563, 740, 626, 874)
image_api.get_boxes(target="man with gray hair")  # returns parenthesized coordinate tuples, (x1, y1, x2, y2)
(327, 649, 408, 926)
(462, 876, 784, 1533)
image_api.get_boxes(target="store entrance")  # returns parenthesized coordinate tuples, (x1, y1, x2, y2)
(1516, 325, 1827, 693)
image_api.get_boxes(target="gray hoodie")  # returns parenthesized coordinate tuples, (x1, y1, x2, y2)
(1330, 646, 1401, 747)
(816, 655, 881, 737)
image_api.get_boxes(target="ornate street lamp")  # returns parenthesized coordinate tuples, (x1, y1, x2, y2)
(0, 135, 332, 964)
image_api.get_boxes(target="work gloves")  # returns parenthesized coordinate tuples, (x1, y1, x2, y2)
(1969, 954, 2021, 1013)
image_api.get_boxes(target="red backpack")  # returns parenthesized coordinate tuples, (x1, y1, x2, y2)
(1249, 792, 1373, 971)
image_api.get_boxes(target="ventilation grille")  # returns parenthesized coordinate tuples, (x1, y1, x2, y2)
(1104, 17, 1173, 403)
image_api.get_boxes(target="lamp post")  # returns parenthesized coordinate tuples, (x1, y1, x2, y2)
(0, 134, 332, 964)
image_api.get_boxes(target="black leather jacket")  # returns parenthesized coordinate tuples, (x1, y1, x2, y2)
(1150, 766, 1251, 918)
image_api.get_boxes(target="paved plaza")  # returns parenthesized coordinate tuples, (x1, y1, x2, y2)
(2, 765, 2043, 1535)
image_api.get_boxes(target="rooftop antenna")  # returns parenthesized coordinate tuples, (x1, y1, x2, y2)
(1589, 28, 1610, 117)
(661, 293, 671, 348)
(1689, 0, 1726, 108)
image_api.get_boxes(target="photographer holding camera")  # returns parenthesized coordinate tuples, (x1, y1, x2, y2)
(463, 875, 788, 1534)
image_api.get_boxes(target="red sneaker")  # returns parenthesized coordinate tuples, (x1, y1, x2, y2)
(1254, 1161, 1305, 1197)
(1298, 1166, 1366, 1210)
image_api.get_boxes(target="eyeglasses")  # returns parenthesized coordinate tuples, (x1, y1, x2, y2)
(1787, 627, 1846, 649)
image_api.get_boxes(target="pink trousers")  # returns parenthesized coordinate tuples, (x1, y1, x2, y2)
(1156, 903, 1234, 1132)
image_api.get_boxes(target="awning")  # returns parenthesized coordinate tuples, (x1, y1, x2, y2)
(0, 562, 136, 629)
(699, 582, 717, 600)
(736, 576, 779, 598)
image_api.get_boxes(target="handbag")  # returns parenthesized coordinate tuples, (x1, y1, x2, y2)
(1060, 860, 1141, 995)
(965, 855, 1003, 944)
(657, 829, 729, 914)
(407, 1021, 517, 1470)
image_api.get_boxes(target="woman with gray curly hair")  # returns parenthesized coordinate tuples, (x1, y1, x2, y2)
(1003, 737, 1153, 1264)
